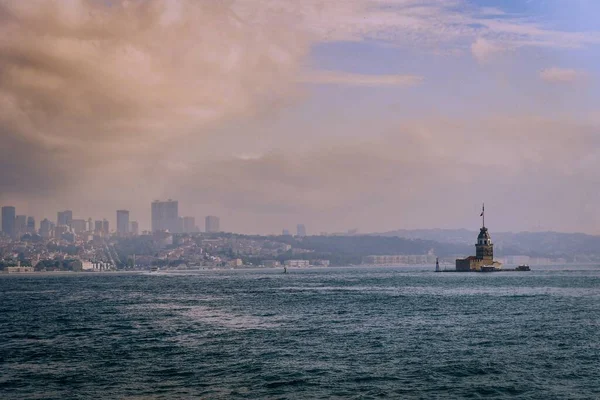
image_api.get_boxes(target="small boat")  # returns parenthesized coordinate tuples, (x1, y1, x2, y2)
(480, 265, 496, 272)
(516, 264, 530, 271)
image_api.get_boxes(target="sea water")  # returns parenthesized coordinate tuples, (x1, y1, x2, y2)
(1, 266, 599, 399)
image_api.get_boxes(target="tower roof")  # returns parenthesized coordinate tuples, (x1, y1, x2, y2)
(477, 226, 491, 241)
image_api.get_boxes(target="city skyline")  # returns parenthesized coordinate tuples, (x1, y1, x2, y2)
(1, 1, 600, 234)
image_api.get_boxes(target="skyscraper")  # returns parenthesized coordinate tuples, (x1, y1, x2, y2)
(94, 220, 103, 235)
(129, 221, 139, 236)
(27, 216, 35, 233)
(40, 218, 53, 239)
(15, 215, 27, 237)
(1, 206, 16, 238)
(183, 216, 196, 233)
(57, 210, 73, 227)
(151, 200, 179, 232)
(117, 210, 130, 236)
(71, 219, 87, 233)
(102, 219, 109, 235)
(296, 224, 307, 237)
(205, 216, 220, 233)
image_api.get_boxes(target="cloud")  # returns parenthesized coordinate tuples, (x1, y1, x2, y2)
(301, 70, 423, 87)
(540, 67, 587, 83)
(471, 38, 505, 64)
(1, 0, 600, 234)
(0, 0, 310, 195)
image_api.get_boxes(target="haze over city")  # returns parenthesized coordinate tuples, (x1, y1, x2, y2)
(1, 0, 600, 234)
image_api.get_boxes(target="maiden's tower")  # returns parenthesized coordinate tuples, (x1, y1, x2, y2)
(456, 204, 502, 272)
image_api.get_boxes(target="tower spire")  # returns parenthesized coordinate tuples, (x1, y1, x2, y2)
(480, 203, 485, 228)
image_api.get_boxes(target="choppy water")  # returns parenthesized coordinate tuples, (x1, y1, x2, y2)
(1, 266, 599, 399)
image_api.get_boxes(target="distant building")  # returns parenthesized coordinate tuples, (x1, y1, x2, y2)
(284, 259, 310, 267)
(71, 219, 87, 234)
(362, 255, 435, 265)
(117, 210, 130, 236)
(1, 206, 16, 238)
(27, 216, 36, 234)
(205, 216, 220, 233)
(151, 200, 179, 232)
(183, 216, 196, 233)
(15, 215, 27, 237)
(263, 260, 281, 267)
(456, 205, 502, 271)
(57, 210, 73, 227)
(130, 221, 139, 236)
(94, 220, 103, 235)
(39, 219, 53, 238)
(5, 266, 35, 273)
(54, 225, 69, 239)
(282, 229, 290, 236)
(102, 219, 109, 235)
(296, 224, 307, 237)
(229, 258, 243, 267)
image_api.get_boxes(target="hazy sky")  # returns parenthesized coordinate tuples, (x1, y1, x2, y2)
(1, 0, 600, 234)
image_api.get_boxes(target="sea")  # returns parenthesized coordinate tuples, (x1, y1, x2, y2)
(1, 265, 599, 399)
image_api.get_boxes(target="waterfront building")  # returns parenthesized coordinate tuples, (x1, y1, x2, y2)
(205, 216, 220, 233)
(57, 210, 73, 227)
(455, 204, 502, 271)
(284, 259, 310, 267)
(1, 206, 16, 237)
(296, 224, 307, 237)
(151, 200, 179, 232)
(117, 210, 130, 236)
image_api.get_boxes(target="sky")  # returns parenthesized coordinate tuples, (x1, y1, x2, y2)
(1, 0, 600, 235)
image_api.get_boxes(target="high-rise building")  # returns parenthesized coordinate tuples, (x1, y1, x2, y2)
(117, 210, 130, 236)
(1, 206, 16, 238)
(102, 219, 109, 235)
(40, 218, 53, 239)
(129, 221, 139, 236)
(205, 216, 220, 233)
(296, 224, 307, 237)
(15, 215, 27, 237)
(151, 200, 179, 232)
(94, 220, 103, 235)
(57, 210, 73, 227)
(27, 217, 35, 234)
(183, 216, 196, 233)
(282, 229, 290, 236)
(71, 219, 87, 233)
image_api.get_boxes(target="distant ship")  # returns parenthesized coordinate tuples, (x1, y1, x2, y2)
(516, 264, 531, 271)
